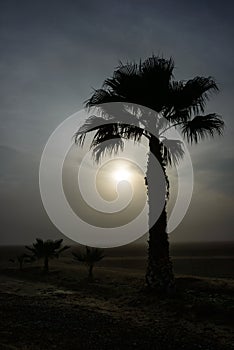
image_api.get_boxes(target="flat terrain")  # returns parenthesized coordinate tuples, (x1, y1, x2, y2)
(0, 243, 234, 350)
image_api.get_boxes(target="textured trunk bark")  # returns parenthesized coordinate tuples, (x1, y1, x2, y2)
(145, 135, 175, 295)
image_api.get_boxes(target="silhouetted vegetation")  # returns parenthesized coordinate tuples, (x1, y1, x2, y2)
(9, 253, 32, 270)
(26, 238, 70, 272)
(72, 246, 105, 278)
(75, 55, 224, 294)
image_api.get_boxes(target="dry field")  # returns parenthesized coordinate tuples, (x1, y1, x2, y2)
(0, 243, 233, 350)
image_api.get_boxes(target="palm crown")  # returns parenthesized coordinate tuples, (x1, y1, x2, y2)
(26, 238, 70, 271)
(73, 246, 105, 278)
(72, 246, 105, 265)
(75, 56, 224, 164)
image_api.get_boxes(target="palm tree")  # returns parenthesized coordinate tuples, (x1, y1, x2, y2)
(26, 238, 70, 272)
(74, 55, 224, 294)
(72, 246, 105, 278)
(9, 253, 32, 270)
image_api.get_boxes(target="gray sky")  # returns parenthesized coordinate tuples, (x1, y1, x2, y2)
(0, 0, 233, 245)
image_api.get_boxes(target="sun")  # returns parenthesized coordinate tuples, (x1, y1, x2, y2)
(113, 168, 131, 182)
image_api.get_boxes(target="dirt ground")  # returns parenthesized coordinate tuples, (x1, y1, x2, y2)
(0, 254, 234, 350)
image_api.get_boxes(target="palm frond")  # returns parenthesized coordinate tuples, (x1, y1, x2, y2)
(25, 246, 35, 253)
(35, 238, 44, 247)
(52, 239, 64, 250)
(141, 56, 174, 81)
(168, 77, 219, 122)
(91, 56, 175, 112)
(57, 245, 70, 254)
(90, 121, 147, 162)
(74, 116, 110, 146)
(85, 89, 126, 108)
(121, 124, 146, 142)
(161, 139, 185, 166)
(89, 123, 120, 147)
(182, 113, 224, 143)
(92, 135, 124, 163)
(74, 104, 144, 147)
(104, 61, 139, 90)
(72, 247, 105, 264)
(99, 103, 141, 125)
(103, 62, 140, 102)
(139, 56, 174, 112)
(72, 251, 85, 262)
(25, 238, 68, 260)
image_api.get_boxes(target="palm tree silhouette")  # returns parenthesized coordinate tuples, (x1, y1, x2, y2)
(26, 238, 70, 272)
(72, 246, 105, 278)
(9, 253, 32, 270)
(75, 56, 224, 294)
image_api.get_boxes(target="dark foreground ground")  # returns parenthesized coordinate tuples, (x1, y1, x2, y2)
(0, 243, 234, 350)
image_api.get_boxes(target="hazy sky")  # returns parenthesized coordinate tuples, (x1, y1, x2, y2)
(0, 0, 233, 245)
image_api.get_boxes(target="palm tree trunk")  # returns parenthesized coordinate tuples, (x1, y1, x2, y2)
(44, 256, 49, 272)
(145, 135, 175, 295)
(88, 264, 93, 278)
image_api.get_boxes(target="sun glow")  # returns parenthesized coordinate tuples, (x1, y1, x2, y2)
(113, 168, 131, 182)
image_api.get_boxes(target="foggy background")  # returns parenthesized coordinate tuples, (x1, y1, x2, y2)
(0, 0, 233, 245)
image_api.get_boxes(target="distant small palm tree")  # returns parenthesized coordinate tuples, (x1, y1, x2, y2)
(72, 246, 105, 278)
(26, 238, 70, 272)
(9, 253, 32, 270)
